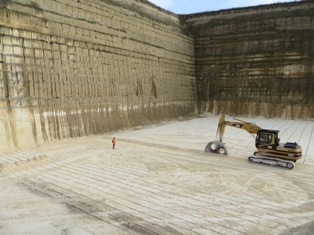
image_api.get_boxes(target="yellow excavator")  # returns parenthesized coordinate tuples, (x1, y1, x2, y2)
(205, 115, 302, 169)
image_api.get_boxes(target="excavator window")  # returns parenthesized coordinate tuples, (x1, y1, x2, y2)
(258, 133, 272, 145)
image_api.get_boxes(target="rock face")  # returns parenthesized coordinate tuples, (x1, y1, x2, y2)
(0, 0, 196, 152)
(181, 0, 314, 119)
(1, 0, 314, 153)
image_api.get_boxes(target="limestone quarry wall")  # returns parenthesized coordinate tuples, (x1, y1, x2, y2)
(0, 0, 196, 152)
(182, 1, 314, 119)
(1, 0, 314, 153)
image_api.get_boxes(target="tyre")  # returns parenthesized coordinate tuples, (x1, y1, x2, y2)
(287, 162, 294, 170)
(218, 147, 226, 155)
(210, 143, 217, 150)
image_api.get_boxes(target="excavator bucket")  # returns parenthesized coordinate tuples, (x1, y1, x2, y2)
(205, 140, 228, 155)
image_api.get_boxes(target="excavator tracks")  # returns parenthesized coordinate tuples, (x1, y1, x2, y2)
(248, 155, 295, 169)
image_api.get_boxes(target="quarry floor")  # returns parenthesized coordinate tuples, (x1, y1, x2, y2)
(0, 114, 314, 235)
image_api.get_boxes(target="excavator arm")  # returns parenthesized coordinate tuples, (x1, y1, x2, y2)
(217, 115, 261, 142)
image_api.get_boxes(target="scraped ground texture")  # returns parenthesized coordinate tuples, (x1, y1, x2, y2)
(1, 115, 314, 235)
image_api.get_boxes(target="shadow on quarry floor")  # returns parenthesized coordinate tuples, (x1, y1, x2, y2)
(279, 220, 314, 235)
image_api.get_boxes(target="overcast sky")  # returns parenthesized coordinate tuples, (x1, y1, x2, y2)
(147, 0, 301, 14)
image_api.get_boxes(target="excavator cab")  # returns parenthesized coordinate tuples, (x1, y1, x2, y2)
(255, 129, 279, 150)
